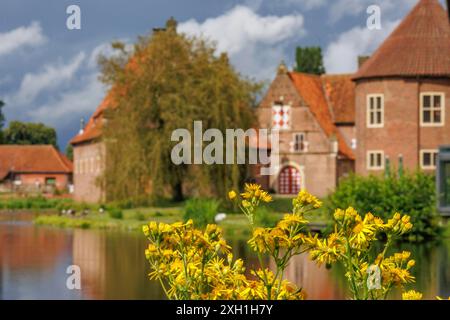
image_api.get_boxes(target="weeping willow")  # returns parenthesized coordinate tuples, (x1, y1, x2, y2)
(98, 19, 261, 204)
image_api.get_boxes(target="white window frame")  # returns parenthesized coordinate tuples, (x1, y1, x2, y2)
(420, 149, 438, 170)
(291, 133, 308, 153)
(420, 92, 445, 127)
(367, 150, 385, 170)
(272, 103, 291, 131)
(366, 94, 384, 128)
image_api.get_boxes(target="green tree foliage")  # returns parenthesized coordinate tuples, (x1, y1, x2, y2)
(3, 121, 58, 148)
(326, 172, 441, 241)
(99, 19, 261, 204)
(65, 144, 73, 161)
(0, 100, 5, 143)
(295, 46, 326, 75)
(183, 198, 220, 228)
(0, 100, 5, 128)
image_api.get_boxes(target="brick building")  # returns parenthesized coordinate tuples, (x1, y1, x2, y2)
(0, 145, 73, 193)
(257, 0, 450, 196)
(71, 0, 450, 202)
(70, 93, 111, 203)
(256, 65, 355, 197)
(353, 0, 450, 175)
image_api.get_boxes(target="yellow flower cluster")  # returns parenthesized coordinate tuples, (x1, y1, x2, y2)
(308, 206, 420, 299)
(248, 214, 308, 254)
(228, 183, 272, 226)
(143, 184, 422, 301)
(143, 218, 305, 300)
(239, 183, 273, 203)
(293, 189, 322, 213)
(384, 212, 413, 236)
(375, 251, 416, 287)
(402, 290, 423, 300)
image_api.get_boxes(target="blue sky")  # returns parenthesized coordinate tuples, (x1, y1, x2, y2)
(0, 0, 447, 149)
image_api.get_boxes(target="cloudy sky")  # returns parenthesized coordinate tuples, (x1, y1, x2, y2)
(0, 0, 446, 148)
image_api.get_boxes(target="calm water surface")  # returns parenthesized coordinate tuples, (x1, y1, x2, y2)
(1, 212, 449, 300)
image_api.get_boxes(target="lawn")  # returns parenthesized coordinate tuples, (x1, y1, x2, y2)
(31, 196, 329, 235)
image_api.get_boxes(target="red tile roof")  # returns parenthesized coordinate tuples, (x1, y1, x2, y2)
(289, 72, 355, 160)
(321, 74, 355, 124)
(0, 145, 73, 180)
(70, 54, 143, 145)
(70, 91, 113, 145)
(354, 0, 450, 80)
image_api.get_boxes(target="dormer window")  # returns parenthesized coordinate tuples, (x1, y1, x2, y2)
(272, 102, 290, 130)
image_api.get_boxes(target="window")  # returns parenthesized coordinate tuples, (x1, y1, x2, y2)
(292, 133, 307, 152)
(420, 150, 438, 169)
(367, 94, 384, 127)
(367, 151, 384, 170)
(272, 103, 290, 130)
(46, 178, 56, 186)
(421, 93, 445, 126)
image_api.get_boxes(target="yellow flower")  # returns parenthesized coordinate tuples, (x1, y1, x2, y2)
(142, 225, 150, 237)
(402, 290, 423, 300)
(240, 184, 272, 203)
(228, 190, 237, 200)
(293, 189, 322, 210)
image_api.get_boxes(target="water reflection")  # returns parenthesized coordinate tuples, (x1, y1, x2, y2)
(1, 213, 449, 300)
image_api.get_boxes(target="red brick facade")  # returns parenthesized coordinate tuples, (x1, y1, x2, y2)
(0, 145, 73, 193)
(256, 69, 355, 197)
(72, 141, 105, 203)
(355, 78, 450, 175)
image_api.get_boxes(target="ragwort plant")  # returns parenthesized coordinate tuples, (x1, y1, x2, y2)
(143, 184, 421, 300)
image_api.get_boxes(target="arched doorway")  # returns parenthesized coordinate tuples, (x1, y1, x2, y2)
(279, 166, 301, 195)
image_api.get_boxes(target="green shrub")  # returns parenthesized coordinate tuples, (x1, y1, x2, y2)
(326, 171, 441, 241)
(108, 207, 123, 220)
(132, 211, 146, 221)
(183, 198, 220, 228)
(265, 197, 293, 213)
(254, 206, 278, 228)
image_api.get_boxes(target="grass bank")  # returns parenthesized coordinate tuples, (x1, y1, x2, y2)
(31, 196, 329, 236)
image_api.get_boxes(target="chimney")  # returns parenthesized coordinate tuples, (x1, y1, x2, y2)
(277, 60, 288, 75)
(79, 118, 85, 135)
(358, 56, 370, 69)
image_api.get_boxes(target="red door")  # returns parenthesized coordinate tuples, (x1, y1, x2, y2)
(279, 166, 301, 195)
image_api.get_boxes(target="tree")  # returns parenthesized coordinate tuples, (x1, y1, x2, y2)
(65, 144, 73, 161)
(0, 100, 5, 128)
(0, 100, 4, 143)
(98, 18, 261, 203)
(295, 46, 326, 75)
(3, 121, 58, 148)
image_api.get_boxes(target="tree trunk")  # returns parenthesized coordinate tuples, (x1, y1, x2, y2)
(172, 182, 184, 202)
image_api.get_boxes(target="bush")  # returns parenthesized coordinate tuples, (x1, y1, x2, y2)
(108, 207, 123, 220)
(254, 206, 278, 228)
(326, 172, 441, 241)
(183, 198, 220, 228)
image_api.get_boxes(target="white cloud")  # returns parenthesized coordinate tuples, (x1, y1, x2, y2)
(245, 0, 325, 10)
(87, 40, 133, 69)
(0, 21, 46, 57)
(178, 5, 305, 79)
(10, 52, 86, 106)
(324, 19, 400, 73)
(28, 72, 106, 125)
(4, 47, 107, 139)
